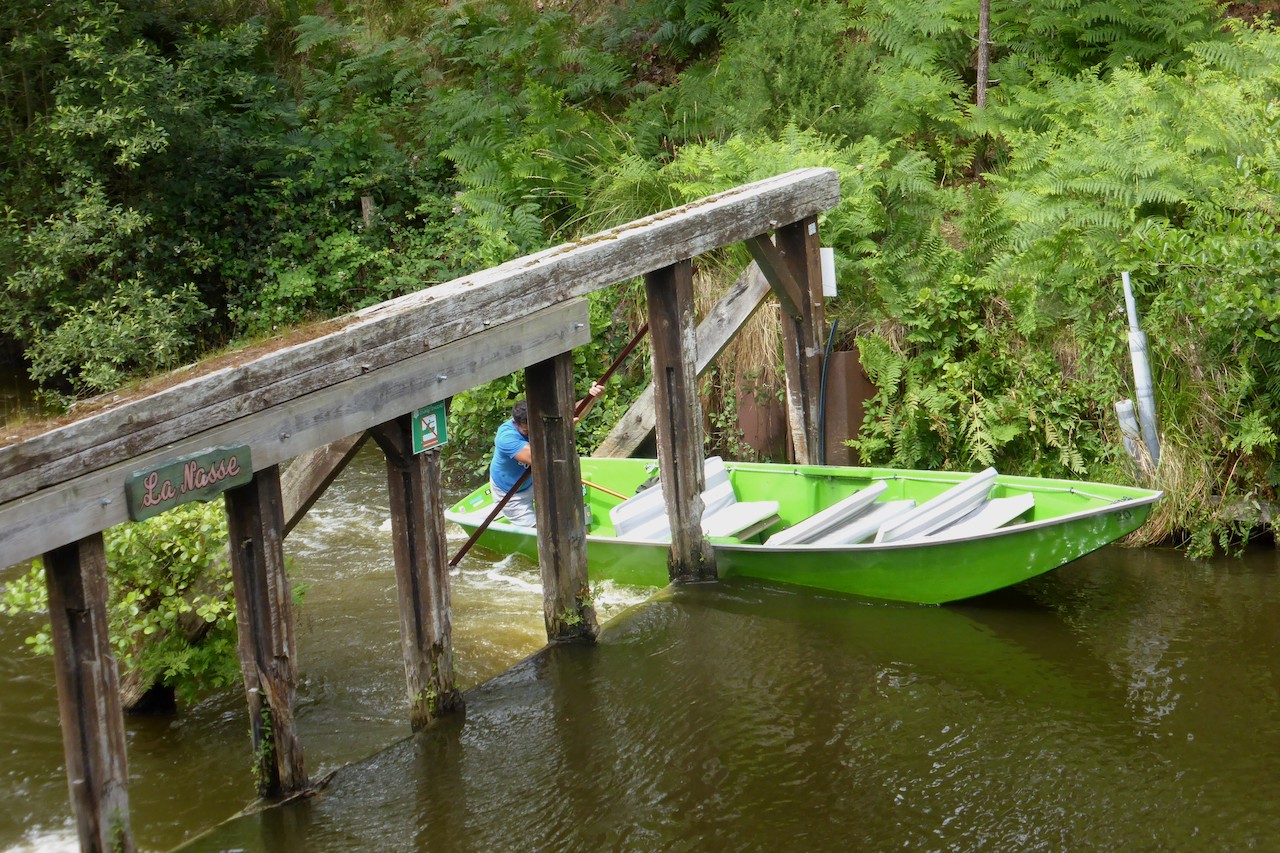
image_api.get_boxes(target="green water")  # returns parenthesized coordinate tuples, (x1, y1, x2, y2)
(3, 445, 1278, 850)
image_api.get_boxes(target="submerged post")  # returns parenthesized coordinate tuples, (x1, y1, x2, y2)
(43, 534, 136, 853)
(224, 466, 308, 797)
(645, 259, 715, 581)
(370, 417, 462, 726)
(526, 352, 599, 640)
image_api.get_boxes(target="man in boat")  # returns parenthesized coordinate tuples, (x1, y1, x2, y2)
(490, 384, 605, 526)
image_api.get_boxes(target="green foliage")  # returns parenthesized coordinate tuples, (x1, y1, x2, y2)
(989, 0, 1225, 81)
(4, 0, 1280, 558)
(609, 0, 728, 62)
(670, 0, 875, 141)
(1, 500, 242, 703)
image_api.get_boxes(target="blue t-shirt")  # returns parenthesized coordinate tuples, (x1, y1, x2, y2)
(490, 419, 531, 492)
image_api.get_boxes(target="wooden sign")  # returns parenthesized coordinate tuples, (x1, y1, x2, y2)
(412, 401, 448, 453)
(125, 445, 253, 521)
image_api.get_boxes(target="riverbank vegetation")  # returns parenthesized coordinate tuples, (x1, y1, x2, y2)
(2, 2, 1278, 565)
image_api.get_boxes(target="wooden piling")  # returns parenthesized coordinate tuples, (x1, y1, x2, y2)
(224, 466, 308, 797)
(525, 352, 599, 641)
(645, 259, 715, 582)
(369, 416, 462, 727)
(43, 534, 136, 853)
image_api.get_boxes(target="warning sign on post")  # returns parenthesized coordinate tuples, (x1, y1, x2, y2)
(411, 400, 448, 454)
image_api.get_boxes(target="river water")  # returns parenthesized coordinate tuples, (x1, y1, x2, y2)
(3, 445, 1279, 851)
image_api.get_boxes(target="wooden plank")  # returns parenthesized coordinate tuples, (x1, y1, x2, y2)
(281, 433, 370, 535)
(777, 217, 826, 464)
(525, 353, 598, 641)
(224, 466, 307, 797)
(0, 168, 840, 499)
(0, 302, 591, 571)
(43, 534, 136, 853)
(645, 260, 715, 581)
(745, 235, 803, 320)
(595, 262, 772, 458)
(369, 418, 462, 728)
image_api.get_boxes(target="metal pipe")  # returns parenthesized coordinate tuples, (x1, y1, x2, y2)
(1121, 272, 1160, 470)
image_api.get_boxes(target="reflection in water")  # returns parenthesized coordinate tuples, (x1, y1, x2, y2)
(183, 553, 1280, 852)
(2, 444, 1279, 851)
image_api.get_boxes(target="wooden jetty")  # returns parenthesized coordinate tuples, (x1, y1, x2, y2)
(0, 167, 839, 851)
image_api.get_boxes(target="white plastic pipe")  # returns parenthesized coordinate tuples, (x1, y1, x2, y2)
(1121, 272, 1160, 469)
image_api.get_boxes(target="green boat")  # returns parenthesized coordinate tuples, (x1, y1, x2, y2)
(444, 456, 1162, 605)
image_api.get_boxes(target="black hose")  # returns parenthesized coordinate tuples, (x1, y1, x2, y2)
(818, 319, 839, 465)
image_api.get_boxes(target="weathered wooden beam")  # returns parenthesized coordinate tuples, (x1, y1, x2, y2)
(224, 466, 307, 798)
(645, 260, 715, 582)
(0, 302, 590, 571)
(777, 218, 826, 464)
(744, 235, 804, 320)
(43, 534, 136, 853)
(368, 418, 462, 728)
(525, 353, 598, 641)
(594, 262, 772, 458)
(281, 433, 370, 535)
(0, 168, 840, 502)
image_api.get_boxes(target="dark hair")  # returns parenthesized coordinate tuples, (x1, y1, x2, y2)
(512, 400, 528, 425)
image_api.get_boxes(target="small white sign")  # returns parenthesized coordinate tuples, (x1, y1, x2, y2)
(820, 247, 837, 298)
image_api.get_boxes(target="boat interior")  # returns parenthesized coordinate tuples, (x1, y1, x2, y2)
(607, 460, 1036, 547)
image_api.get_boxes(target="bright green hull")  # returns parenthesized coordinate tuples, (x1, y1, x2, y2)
(445, 458, 1162, 605)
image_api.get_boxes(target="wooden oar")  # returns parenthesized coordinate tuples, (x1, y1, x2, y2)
(582, 479, 627, 500)
(449, 323, 650, 566)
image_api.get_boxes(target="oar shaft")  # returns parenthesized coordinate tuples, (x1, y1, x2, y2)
(582, 479, 627, 500)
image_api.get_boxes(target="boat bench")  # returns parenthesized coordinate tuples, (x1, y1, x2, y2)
(874, 467, 999, 544)
(764, 480, 890, 546)
(609, 457, 780, 542)
(812, 499, 917, 546)
(771, 468, 1030, 546)
(922, 493, 1034, 541)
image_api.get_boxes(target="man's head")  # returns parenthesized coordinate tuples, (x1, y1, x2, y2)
(512, 400, 529, 435)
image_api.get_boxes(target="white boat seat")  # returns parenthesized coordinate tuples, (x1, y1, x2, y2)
(609, 477, 668, 537)
(764, 480, 889, 546)
(921, 493, 1034, 541)
(811, 500, 917, 546)
(610, 456, 778, 542)
(874, 468, 998, 544)
(703, 500, 781, 539)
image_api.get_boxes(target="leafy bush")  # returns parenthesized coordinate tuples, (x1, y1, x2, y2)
(1, 500, 242, 703)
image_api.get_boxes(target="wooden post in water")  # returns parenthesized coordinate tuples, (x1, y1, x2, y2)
(43, 534, 136, 853)
(525, 352, 599, 641)
(369, 416, 462, 727)
(224, 466, 308, 797)
(645, 259, 715, 582)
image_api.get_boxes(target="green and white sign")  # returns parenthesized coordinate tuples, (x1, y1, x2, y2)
(412, 400, 448, 453)
(124, 444, 253, 521)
